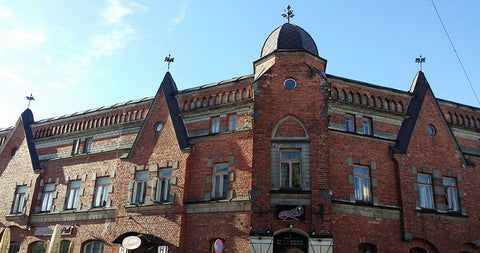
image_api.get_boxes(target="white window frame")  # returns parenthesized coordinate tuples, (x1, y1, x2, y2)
(93, 177, 110, 207)
(66, 180, 81, 210)
(132, 171, 148, 204)
(211, 117, 220, 133)
(83, 241, 104, 253)
(213, 164, 229, 199)
(354, 166, 371, 202)
(72, 139, 81, 155)
(83, 138, 93, 154)
(41, 183, 56, 212)
(11, 186, 27, 214)
(345, 114, 355, 133)
(418, 174, 434, 209)
(280, 150, 301, 189)
(362, 117, 372, 135)
(155, 168, 172, 202)
(443, 177, 459, 212)
(228, 114, 237, 131)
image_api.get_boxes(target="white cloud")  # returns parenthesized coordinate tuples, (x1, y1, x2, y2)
(169, 4, 186, 32)
(0, 29, 45, 50)
(89, 25, 134, 59)
(0, 6, 12, 18)
(0, 64, 28, 87)
(103, 0, 148, 25)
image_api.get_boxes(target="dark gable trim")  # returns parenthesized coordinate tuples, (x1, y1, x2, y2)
(21, 109, 42, 171)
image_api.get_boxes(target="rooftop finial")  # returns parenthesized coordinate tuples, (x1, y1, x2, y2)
(164, 52, 174, 71)
(282, 5, 294, 23)
(415, 54, 426, 72)
(26, 93, 35, 108)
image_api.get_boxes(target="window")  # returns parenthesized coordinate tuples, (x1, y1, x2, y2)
(59, 241, 71, 253)
(155, 168, 172, 202)
(83, 241, 104, 253)
(358, 243, 377, 253)
(362, 118, 372, 135)
(280, 150, 301, 189)
(211, 117, 220, 133)
(228, 114, 237, 131)
(354, 166, 371, 202)
(418, 174, 433, 209)
(9, 242, 20, 253)
(93, 177, 110, 207)
(284, 79, 297, 90)
(41, 183, 55, 212)
(11, 186, 27, 214)
(132, 171, 148, 204)
(29, 241, 47, 253)
(83, 138, 92, 153)
(65, 181, 81, 210)
(213, 164, 229, 199)
(72, 139, 81, 155)
(345, 115, 355, 132)
(443, 177, 458, 212)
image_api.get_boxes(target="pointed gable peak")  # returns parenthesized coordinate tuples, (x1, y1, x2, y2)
(160, 71, 178, 94)
(409, 71, 430, 96)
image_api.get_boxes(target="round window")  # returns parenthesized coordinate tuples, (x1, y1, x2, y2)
(284, 79, 297, 90)
(155, 122, 164, 132)
(427, 125, 436, 135)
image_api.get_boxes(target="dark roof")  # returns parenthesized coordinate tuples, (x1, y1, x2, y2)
(261, 23, 318, 57)
(21, 109, 42, 171)
(161, 72, 191, 149)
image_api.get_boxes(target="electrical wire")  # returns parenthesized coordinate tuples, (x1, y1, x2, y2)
(429, 0, 480, 106)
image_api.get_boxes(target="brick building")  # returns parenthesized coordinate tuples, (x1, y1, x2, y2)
(1, 20, 479, 253)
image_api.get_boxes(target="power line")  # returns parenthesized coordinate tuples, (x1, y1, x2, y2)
(429, 0, 480, 106)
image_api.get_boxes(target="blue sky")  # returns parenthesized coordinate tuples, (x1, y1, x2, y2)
(1, 0, 479, 129)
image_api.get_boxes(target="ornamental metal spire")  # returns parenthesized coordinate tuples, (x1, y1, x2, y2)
(26, 93, 35, 108)
(282, 5, 294, 23)
(164, 53, 174, 71)
(415, 54, 426, 72)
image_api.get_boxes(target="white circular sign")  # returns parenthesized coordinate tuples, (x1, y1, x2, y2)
(122, 236, 141, 250)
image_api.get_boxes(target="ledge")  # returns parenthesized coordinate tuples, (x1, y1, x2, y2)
(5, 213, 25, 221)
(415, 208, 468, 221)
(270, 190, 312, 205)
(331, 200, 400, 220)
(186, 198, 250, 214)
(125, 202, 173, 212)
(30, 207, 117, 223)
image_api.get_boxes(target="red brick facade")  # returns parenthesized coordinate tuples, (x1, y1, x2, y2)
(0, 22, 479, 253)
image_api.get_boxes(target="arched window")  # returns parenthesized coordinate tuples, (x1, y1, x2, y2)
(358, 243, 377, 253)
(60, 240, 71, 253)
(29, 241, 47, 253)
(332, 88, 339, 100)
(362, 94, 368, 106)
(354, 93, 360, 104)
(9, 242, 20, 253)
(347, 92, 353, 103)
(376, 97, 382, 108)
(215, 96, 221, 105)
(243, 89, 248, 99)
(369, 96, 375, 107)
(397, 102, 403, 113)
(196, 99, 201, 108)
(209, 96, 214, 106)
(340, 90, 346, 101)
(384, 99, 389, 110)
(410, 247, 426, 253)
(222, 94, 227, 104)
(83, 241, 104, 253)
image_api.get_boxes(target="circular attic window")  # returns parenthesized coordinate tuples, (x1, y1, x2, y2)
(284, 79, 297, 90)
(154, 122, 164, 132)
(427, 125, 436, 135)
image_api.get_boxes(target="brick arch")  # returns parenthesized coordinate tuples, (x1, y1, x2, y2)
(272, 115, 309, 139)
(369, 95, 375, 107)
(362, 94, 368, 105)
(332, 88, 339, 100)
(354, 92, 360, 104)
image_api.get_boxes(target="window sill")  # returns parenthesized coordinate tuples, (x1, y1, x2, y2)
(30, 206, 117, 223)
(415, 208, 468, 221)
(125, 202, 173, 212)
(5, 213, 25, 221)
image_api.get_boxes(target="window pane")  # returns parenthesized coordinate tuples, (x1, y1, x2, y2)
(443, 178, 454, 186)
(425, 186, 433, 208)
(354, 177, 362, 200)
(281, 151, 300, 160)
(70, 181, 81, 188)
(354, 167, 368, 175)
(136, 171, 148, 180)
(215, 164, 229, 172)
(222, 174, 229, 197)
(418, 174, 430, 184)
(45, 183, 55, 191)
(363, 178, 370, 201)
(281, 163, 289, 188)
(214, 175, 220, 197)
(291, 162, 301, 188)
(159, 168, 172, 177)
(419, 185, 426, 207)
(18, 186, 27, 194)
(97, 177, 110, 185)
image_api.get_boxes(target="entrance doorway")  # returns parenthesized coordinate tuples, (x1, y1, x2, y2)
(273, 231, 308, 253)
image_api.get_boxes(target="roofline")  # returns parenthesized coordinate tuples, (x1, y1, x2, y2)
(177, 74, 254, 94)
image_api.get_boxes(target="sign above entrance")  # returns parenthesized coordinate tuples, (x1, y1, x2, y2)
(122, 236, 141, 250)
(276, 205, 305, 221)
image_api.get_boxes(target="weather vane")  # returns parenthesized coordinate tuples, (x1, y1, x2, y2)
(415, 54, 426, 71)
(164, 53, 174, 71)
(282, 5, 294, 23)
(26, 93, 35, 108)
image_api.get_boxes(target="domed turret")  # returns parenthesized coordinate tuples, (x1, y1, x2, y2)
(260, 23, 318, 58)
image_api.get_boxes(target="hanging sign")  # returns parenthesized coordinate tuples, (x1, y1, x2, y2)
(122, 236, 141, 250)
(214, 239, 224, 253)
(276, 205, 305, 221)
